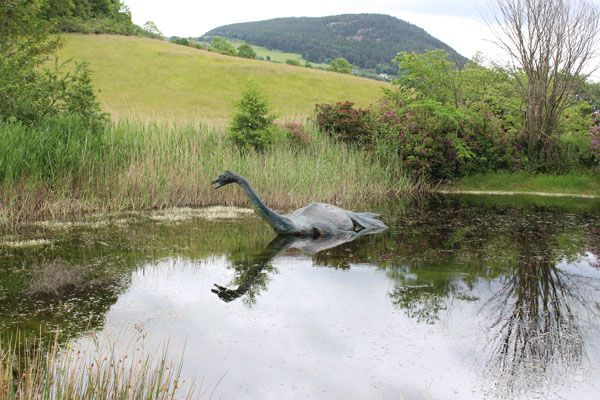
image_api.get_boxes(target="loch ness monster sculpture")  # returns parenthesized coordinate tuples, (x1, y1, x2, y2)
(211, 171, 387, 237)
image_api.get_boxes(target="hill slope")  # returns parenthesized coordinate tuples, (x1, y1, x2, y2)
(203, 14, 467, 72)
(56, 34, 387, 120)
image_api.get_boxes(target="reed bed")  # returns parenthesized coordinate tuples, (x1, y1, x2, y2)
(0, 117, 413, 229)
(0, 334, 194, 400)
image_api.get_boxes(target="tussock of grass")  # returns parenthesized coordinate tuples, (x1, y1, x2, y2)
(0, 334, 194, 400)
(0, 118, 413, 228)
(55, 35, 386, 120)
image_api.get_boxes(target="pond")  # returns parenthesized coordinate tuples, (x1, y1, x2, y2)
(1, 195, 599, 399)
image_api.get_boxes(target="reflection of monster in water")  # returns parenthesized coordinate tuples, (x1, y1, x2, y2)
(212, 227, 387, 303)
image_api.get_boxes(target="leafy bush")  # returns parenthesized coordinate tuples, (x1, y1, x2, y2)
(379, 96, 516, 178)
(170, 37, 189, 46)
(285, 59, 301, 66)
(280, 121, 312, 145)
(536, 103, 596, 171)
(329, 57, 353, 74)
(210, 37, 237, 56)
(229, 84, 277, 151)
(314, 101, 371, 144)
(55, 16, 139, 35)
(43, 0, 143, 35)
(315, 95, 515, 179)
(589, 111, 600, 165)
(393, 50, 458, 105)
(379, 100, 464, 179)
(237, 43, 256, 59)
(0, 0, 106, 130)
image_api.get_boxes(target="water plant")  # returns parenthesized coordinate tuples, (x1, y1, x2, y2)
(0, 334, 194, 400)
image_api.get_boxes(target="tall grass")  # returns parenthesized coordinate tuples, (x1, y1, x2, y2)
(0, 334, 194, 399)
(0, 116, 413, 228)
(0, 116, 107, 185)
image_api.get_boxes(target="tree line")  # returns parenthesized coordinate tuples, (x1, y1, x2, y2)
(41, 0, 145, 35)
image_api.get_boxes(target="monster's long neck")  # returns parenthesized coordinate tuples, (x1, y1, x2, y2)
(237, 178, 294, 234)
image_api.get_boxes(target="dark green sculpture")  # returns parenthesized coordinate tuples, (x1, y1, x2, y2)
(212, 171, 387, 236)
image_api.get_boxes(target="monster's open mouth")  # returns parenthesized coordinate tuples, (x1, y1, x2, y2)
(211, 179, 225, 189)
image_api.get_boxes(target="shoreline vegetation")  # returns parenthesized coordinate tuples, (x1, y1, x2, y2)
(438, 189, 598, 199)
(0, 117, 414, 230)
(0, 333, 195, 400)
(444, 171, 600, 198)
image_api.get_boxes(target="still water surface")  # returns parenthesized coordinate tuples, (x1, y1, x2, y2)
(1, 196, 599, 399)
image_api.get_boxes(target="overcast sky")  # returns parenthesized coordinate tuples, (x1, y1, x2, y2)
(122, 0, 600, 74)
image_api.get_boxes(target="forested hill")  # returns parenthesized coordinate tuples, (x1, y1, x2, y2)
(202, 14, 467, 72)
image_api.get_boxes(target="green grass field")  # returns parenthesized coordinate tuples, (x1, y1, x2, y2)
(55, 34, 386, 121)
(225, 39, 329, 67)
(448, 171, 600, 196)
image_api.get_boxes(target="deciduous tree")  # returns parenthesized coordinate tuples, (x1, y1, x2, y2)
(329, 57, 353, 74)
(237, 43, 256, 59)
(487, 0, 600, 166)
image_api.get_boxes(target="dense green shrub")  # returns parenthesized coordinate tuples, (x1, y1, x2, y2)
(376, 99, 463, 179)
(544, 103, 597, 171)
(0, 0, 106, 129)
(0, 0, 108, 189)
(210, 37, 237, 56)
(591, 112, 600, 164)
(54, 16, 139, 34)
(229, 85, 278, 151)
(170, 37, 190, 46)
(314, 101, 371, 144)
(308, 51, 597, 179)
(237, 43, 256, 59)
(279, 121, 312, 145)
(329, 57, 353, 74)
(42, 0, 144, 35)
(285, 59, 301, 66)
(393, 50, 459, 105)
(315, 95, 516, 179)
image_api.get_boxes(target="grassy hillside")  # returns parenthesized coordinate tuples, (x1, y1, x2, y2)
(55, 34, 387, 120)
